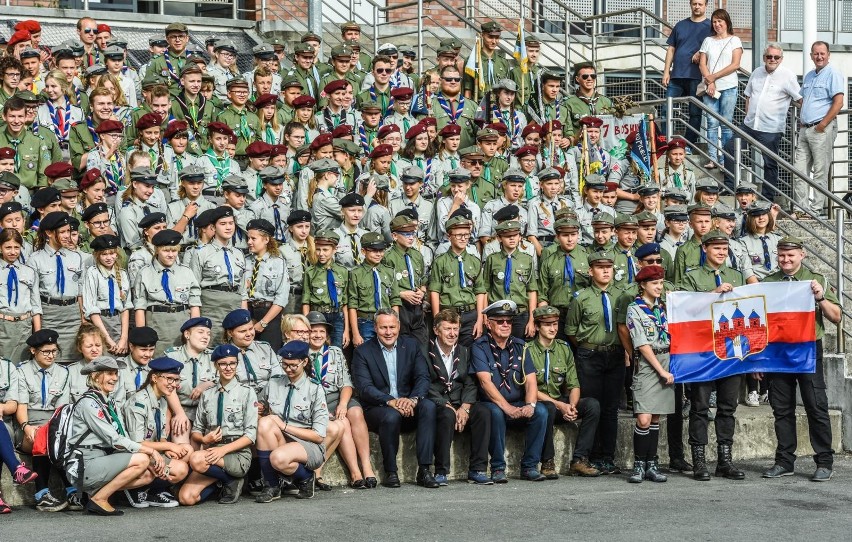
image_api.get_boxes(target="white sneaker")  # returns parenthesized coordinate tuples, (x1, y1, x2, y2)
(759, 392, 769, 404)
(745, 391, 760, 407)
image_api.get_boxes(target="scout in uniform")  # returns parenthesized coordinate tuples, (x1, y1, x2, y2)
(383, 214, 428, 345)
(81, 234, 131, 350)
(711, 203, 755, 284)
(679, 230, 746, 482)
(434, 167, 482, 244)
(761, 236, 841, 482)
(574, 174, 615, 246)
(116, 167, 162, 250)
(29, 211, 92, 360)
(537, 217, 590, 339)
(333, 192, 369, 270)
(302, 230, 349, 348)
(163, 317, 215, 426)
(469, 300, 548, 483)
(346, 232, 400, 346)
(672, 203, 713, 285)
(659, 204, 689, 265)
(201, 122, 242, 194)
(462, 22, 510, 97)
(221, 308, 279, 400)
(221, 175, 253, 253)
(430, 65, 478, 149)
(166, 165, 217, 249)
(243, 218, 290, 351)
(170, 65, 216, 155)
(122, 356, 191, 508)
(308, 156, 345, 232)
(475, 129, 508, 207)
(611, 214, 640, 290)
(255, 340, 329, 502)
(563, 63, 613, 141)
(317, 79, 360, 131)
(0, 227, 40, 362)
(180, 344, 258, 505)
(529, 305, 602, 478)
(625, 265, 674, 484)
(132, 229, 202, 355)
(208, 39, 240, 101)
(388, 166, 434, 243)
(126, 212, 166, 277)
(280, 209, 314, 315)
(738, 200, 781, 281)
(12, 329, 74, 512)
(187, 206, 247, 342)
(481, 204, 539, 271)
(657, 137, 695, 199)
(117, 326, 157, 400)
(218, 77, 260, 162)
(526, 167, 573, 256)
(1, 96, 52, 189)
(146, 23, 190, 92)
(249, 166, 292, 244)
(479, 168, 529, 243)
(565, 251, 624, 475)
(240, 141, 272, 204)
(478, 220, 539, 339)
(693, 178, 721, 207)
(287, 43, 322, 100)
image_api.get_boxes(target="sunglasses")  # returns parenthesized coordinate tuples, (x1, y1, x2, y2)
(579, 73, 597, 80)
(764, 55, 782, 60)
(490, 319, 513, 326)
(642, 258, 663, 264)
(463, 159, 484, 166)
(375, 68, 393, 74)
(82, 28, 98, 34)
(442, 77, 461, 82)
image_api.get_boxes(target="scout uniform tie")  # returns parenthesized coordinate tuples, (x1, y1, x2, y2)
(161, 269, 173, 302)
(372, 268, 382, 310)
(503, 255, 512, 295)
(6, 264, 18, 305)
(39, 368, 48, 407)
(327, 267, 339, 308)
(601, 291, 612, 332)
(248, 257, 262, 297)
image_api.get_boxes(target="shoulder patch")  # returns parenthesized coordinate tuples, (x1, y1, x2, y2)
(134, 402, 146, 409)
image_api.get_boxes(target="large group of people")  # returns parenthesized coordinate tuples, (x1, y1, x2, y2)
(0, 4, 842, 517)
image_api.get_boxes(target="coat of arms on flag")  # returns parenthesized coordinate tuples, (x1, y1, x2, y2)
(711, 297, 768, 361)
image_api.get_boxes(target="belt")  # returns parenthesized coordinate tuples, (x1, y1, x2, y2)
(97, 310, 121, 317)
(0, 311, 31, 321)
(147, 304, 190, 313)
(310, 304, 341, 314)
(356, 310, 375, 320)
(219, 436, 243, 444)
(78, 445, 111, 451)
(208, 284, 240, 293)
(248, 299, 274, 309)
(451, 303, 477, 313)
(290, 286, 304, 295)
(578, 342, 620, 352)
(800, 121, 820, 128)
(58, 141, 70, 150)
(539, 236, 555, 242)
(40, 295, 76, 306)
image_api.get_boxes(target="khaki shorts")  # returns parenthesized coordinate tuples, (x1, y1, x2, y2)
(222, 447, 253, 478)
(81, 451, 133, 493)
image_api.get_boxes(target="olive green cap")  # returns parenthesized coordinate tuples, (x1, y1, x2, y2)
(390, 215, 418, 232)
(361, 231, 389, 249)
(495, 220, 522, 234)
(533, 305, 560, 321)
(554, 218, 580, 232)
(591, 212, 615, 226)
(614, 213, 638, 229)
(701, 229, 729, 245)
(555, 207, 578, 220)
(588, 251, 615, 265)
(314, 229, 340, 245)
(687, 203, 712, 215)
(634, 211, 657, 224)
(777, 236, 804, 250)
(445, 215, 473, 231)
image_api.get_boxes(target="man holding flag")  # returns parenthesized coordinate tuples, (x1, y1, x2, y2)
(510, 33, 542, 109)
(761, 236, 840, 482)
(679, 229, 746, 481)
(463, 22, 509, 100)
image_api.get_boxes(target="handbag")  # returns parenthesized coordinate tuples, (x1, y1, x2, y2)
(697, 37, 733, 99)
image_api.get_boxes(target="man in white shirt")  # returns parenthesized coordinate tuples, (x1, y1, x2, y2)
(722, 43, 801, 200)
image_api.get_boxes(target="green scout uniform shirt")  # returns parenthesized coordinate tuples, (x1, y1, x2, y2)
(29, 125, 63, 165)
(612, 245, 638, 290)
(479, 248, 538, 309)
(346, 262, 401, 312)
(564, 94, 613, 139)
(383, 244, 425, 292)
(0, 129, 51, 189)
(672, 235, 704, 286)
(169, 93, 217, 155)
(427, 93, 478, 149)
(302, 262, 349, 308)
(356, 87, 392, 117)
(428, 249, 482, 309)
(277, 104, 295, 127)
(528, 338, 580, 399)
(680, 264, 745, 293)
(218, 106, 260, 158)
(763, 266, 839, 341)
(122, 105, 169, 153)
(289, 66, 322, 100)
(462, 52, 510, 96)
(69, 120, 97, 171)
(147, 50, 188, 92)
(509, 64, 543, 108)
(566, 282, 623, 346)
(538, 246, 590, 307)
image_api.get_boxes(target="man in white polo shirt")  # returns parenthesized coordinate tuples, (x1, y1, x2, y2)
(723, 43, 800, 200)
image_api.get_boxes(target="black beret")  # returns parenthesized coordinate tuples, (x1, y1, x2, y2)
(81, 202, 110, 222)
(247, 218, 275, 236)
(194, 209, 218, 229)
(449, 207, 473, 220)
(90, 234, 121, 251)
(128, 326, 158, 346)
(210, 206, 235, 223)
(0, 201, 23, 220)
(31, 187, 61, 209)
(27, 329, 59, 348)
(39, 211, 71, 231)
(286, 210, 311, 225)
(339, 192, 365, 208)
(151, 229, 183, 247)
(492, 204, 520, 223)
(395, 208, 418, 221)
(138, 212, 167, 230)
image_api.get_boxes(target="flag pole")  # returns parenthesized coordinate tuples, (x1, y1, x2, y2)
(649, 114, 659, 186)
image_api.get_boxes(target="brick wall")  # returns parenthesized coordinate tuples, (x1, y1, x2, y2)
(263, 0, 309, 24)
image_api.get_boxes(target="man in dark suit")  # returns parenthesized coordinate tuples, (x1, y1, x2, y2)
(427, 309, 492, 485)
(352, 308, 438, 488)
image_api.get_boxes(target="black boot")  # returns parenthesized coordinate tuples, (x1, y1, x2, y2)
(715, 444, 745, 480)
(691, 445, 710, 481)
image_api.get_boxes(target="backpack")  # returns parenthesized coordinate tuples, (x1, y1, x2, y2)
(39, 392, 96, 482)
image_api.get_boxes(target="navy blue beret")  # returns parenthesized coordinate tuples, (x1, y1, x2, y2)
(181, 317, 212, 332)
(222, 309, 252, 330)
(277, 340, 310, 360)
(634, 243, 661, 259)
(212, 344, 240, 361)
(27, 329, 59, 348)
(148, 357, 184, 374)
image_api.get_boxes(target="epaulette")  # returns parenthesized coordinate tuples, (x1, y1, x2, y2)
(134, 402, 146, 409)
(555, 339, 569, 347)
(121, 200, 131, 208)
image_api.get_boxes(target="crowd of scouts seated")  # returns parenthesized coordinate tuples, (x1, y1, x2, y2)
(0, 14, 839, 516)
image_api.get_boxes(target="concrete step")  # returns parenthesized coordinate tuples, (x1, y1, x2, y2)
(4, 406, 837, 504)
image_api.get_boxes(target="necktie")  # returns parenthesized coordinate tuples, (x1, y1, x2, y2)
(327, 268, 339, 308)
(272, 205, 284, 240)
(350, 234, 360, 264)
(6, 265, 18, 306)
(107, 275, 115, 315)
(488, 58, 494, 85)
(143, 205, 151, 216)
(161, 269, 173, 303)
(107, 401, 126, 436)
(312, 353, 322, 381)
(216, 388, 224, 427)
(403, 117, 411, 134)
(483, 163, 492, 183)
(55, 252, 65, 296)
(673, 172, 682, 188)
(699, 246, 706, 267)
(242, 351, 257, 383)
(256, 173, 263, 199)
(714, 270, 722, 288)
(760, 235, 771, 270)
(544, 349, 551, 385)
(550, 202, 558, 219)
(372, 268, 382, 310)
(783, 275, 794, 282)
(563, 255, 575, 286)
(283, 383, 295, 421)
(503, 255, 512, 295)
(154, 408, 162, 441)
(223, 248, 233, 285)
(602, 291, 612, 332)
(404, 253, 415, 290)
(249, 257, 262, 297)
(57, 107, 65, 136)
(191, 358, 198, 388)
(458, 256, 467, 288)
(416, 158, 423, 170)
(148, 148, 157, 167)
(39, 368, 48, 407)
(729, 252, 738, 270)
(622, 250, 635, 283)
(135, 367, 143, 389)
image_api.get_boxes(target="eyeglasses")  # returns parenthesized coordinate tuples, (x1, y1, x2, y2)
(231, 89, 249, 95)
(490, 319, 513, 326)
(375, 68, 393, 74)
(642, 258, 663, 264)
(764, 55, 782, 60)
(219, 51, 236, 58)
(4, 72, 21, 79)
(89, 219, 110, 228)
(168, 34, 188, 40)
(216, 362, 239, 369)
(159, 376, 182, 385)
(291, 329, 310, 335)
(281, 361, 304, 370)
(39, 348, 60, 357)
(463, 160, 484, 166)
(442, 77, 461, 83)
(579, 73, 597, 80)
(451, 233, 471, 240)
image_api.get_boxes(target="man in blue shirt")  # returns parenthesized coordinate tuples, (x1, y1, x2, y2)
(792, 41, 845, 218)
(662, 0, 712, 146)
(470, 300, 547, 483)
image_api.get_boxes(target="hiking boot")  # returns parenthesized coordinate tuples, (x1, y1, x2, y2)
(628, 460, 645, 483)
(540, 459, 559, 480)
(218, 478, 244, 504)
(296, 475, 315, 499)
(644, 459, 668, 483)
(569, 457, 601, 477)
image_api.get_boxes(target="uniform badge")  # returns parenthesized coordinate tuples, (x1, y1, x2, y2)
(497, 271, 505, 279)
(395, 272, 402, 280)
(214, 265, 222, 273)
(27, 162, 35, 170)
(615, 269, 624, 281)
(316, 288, 323, 294)
(180, 292, 189, 302)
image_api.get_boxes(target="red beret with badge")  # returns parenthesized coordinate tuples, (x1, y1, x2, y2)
(292, 95, 316, 109)
(135, 112, 163, 131)
(541, 120, 562, 136)
(95, 119, 124, 134)
(245, 141, 273, 158)
(390, 87, 414, 101)
(163, 120, 189, 140)
(323, 79, 349, 96)
(44, 161, 74, 179)
(439, 124, 461, 137)
(377, 124, 400, 139)
(369, 144, 394, 159)
(419, 117, 437, 127)
(252, 93, 278, 109)
(579, 116, 603, 129)
(207, 121, 235, 138)
(404, 123, 427, 140)
(521, 123, 541, 137)
(332, 124, 353, 138)
(0, 147, 15, 161)
(310, 133, 334, 150)
(80, 168, 105, 189)
(514, 145, 538, 158)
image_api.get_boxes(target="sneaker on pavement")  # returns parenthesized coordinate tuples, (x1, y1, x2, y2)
(13, 463, 37, 485)
(434, 474, 449, 486)
(124, 488, 149, 508)
(146, 491, 179, 508)
(601, 459, 621, 475)
(811, 467, 833, 482)
(491, 469, 508, 484)
(255, 485, 281, 503)
(296, 475, 315, 500)
(219, 478, 244, 504)
(467, 471, 493, 485)
(66, 491, 85, 511)
(36, 491, 68, 512)
(745, 391, 760, 407)
(247, 478, 265, 496)
(279, 477, 300, 496)
(521, 468, 546, 481)
(762, 464, 794, 478)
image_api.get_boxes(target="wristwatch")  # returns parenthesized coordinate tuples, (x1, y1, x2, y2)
(259, 320, 268, 328)
(525, 402, 537, 409)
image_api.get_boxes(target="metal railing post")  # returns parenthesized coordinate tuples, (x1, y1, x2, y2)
(262, 0, 267, 20)
(373, 4, 379, 53)
(417, 0, 424, 75)
(666, 96, 673, 139)
(233, 0, 238, 20)
(158, 0, 164, 15)
(836, 206, 845, 353)
(565, 11, 571, 79)
(639, 12, 646, 101)
(350, 0, 355, 21)
(734, 137, 742, 186)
